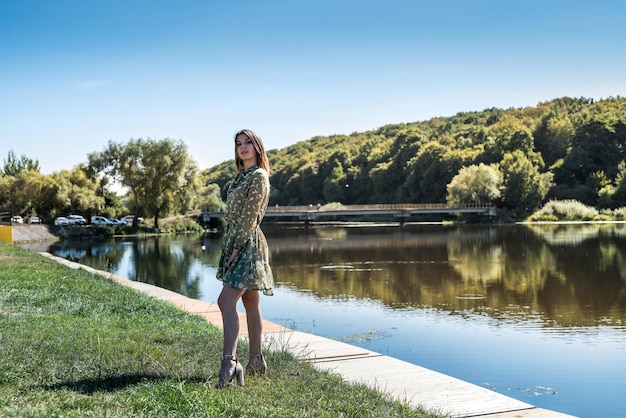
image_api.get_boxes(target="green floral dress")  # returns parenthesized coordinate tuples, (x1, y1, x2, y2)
(216, 165, 274, 296)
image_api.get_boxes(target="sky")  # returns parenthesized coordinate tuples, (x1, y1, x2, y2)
(1, 0, 625, 175)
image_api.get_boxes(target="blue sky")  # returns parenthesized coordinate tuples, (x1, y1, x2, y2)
(1, 0, 625, 174)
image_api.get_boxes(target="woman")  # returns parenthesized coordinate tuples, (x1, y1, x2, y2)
(215, 129, 274, 387)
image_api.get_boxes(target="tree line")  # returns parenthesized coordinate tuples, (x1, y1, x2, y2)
(2, 96, 626, 225)
(205, 96, 626, 218)
(0, 140, 223, 228)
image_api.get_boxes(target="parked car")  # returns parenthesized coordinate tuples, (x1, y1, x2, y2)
(54, 217, 70, 226)
(109, 218, 125, 226)
(67, 214, 87, 225)
(120, 215, 144, 224)
(91, 215, 113, 226)
(28, 216, 41, 224)
(11, 216, 23, 224)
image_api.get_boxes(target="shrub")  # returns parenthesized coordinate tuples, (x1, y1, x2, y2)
(318, 202, 345, 211)
(528, 199, 598, 221)
(160, 217, 204, 234)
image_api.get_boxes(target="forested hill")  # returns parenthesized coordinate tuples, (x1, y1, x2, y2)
(202, 96, 626, 217)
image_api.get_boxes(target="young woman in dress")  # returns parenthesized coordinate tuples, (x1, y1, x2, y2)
(215, 129, 274, 387)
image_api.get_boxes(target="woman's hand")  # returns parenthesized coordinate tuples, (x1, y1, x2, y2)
(225, 249, 240, 270)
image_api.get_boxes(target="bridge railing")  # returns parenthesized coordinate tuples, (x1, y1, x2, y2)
(201, 203, 494, 217)
(264, 203, 492, 213)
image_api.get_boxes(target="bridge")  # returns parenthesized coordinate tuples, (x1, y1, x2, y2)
(202, 203, 495, 227)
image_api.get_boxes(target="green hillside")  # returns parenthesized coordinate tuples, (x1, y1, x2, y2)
(203, 96, 626, 218)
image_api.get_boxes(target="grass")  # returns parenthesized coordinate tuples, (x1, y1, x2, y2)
(0, 242, 442, 417)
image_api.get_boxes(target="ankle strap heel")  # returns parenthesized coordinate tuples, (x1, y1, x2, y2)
(245, 352, 267, 376)
(216, 355, 244, 388)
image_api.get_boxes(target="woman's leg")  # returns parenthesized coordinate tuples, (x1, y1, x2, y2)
(241, 290, 263, 354)
(242, 290, 267, 375)
(217, 285, 245, 356)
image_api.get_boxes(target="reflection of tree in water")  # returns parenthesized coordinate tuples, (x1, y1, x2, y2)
(54, 236, 218, 301)
(447, 239, 505, 284)
(598, 241, 626, 282)
(541, 233, 626, 327)
(447, 226, 562, 308)
(131, 238, 206, 299)
(269, 224, 626, 329)
(48, 239, 125, 271)
(527, 223, 626, 246)
(48, 224, 626, 330)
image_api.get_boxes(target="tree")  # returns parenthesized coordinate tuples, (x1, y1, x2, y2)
(556, 119, 625, 185)
(482, 116, 535, 165)
(2, 150, 40, 176)
(447, 163, 501, 205)
(174, 159, 201, 215)
(369, 161, 398, 202)
(0, 176, 9, 210)
(49, 165, 109, 219)
(499, 150, 547, 216)
(404, 142, 449, 202)
(198, 183, 225, 211)
(89, 138, 198, 228)
(534, 114, 575, 168)
(5, 170, 61, 220)
(404, 142, 473, 203)
(322, 161, 347, 203)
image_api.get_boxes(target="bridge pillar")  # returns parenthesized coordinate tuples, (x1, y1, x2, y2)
(396, 210, 410, 227)
(301, 212, 315, 229)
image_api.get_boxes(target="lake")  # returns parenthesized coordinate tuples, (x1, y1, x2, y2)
(32, 223, 626, 418)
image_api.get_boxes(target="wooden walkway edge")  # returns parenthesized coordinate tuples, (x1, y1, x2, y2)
(41, 252, 577, 418)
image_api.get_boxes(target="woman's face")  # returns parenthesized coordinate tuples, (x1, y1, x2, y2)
(235, 133, 258, 168)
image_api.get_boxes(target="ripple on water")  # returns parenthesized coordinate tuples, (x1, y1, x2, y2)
(455, 294, 486, 300)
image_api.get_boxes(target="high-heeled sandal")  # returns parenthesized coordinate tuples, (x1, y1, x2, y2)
(216, 355, 244, 388)
(245, 352, 267, 376)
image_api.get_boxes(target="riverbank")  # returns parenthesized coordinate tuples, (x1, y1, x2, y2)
(6, 223, 128, 243)
(0, 242, 436, 417)
(5, 237, 577, 417)
(8, 223, 63, 242)
(43, 252, 574, 418)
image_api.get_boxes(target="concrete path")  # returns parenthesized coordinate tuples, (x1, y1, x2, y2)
(42, 253, 577, 418)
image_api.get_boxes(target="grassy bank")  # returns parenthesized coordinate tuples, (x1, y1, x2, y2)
(0, 243, 439, 417)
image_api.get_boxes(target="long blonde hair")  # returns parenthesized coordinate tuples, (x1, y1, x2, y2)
(234, 129, 271, 174)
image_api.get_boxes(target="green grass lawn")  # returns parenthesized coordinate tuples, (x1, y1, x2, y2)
(0, 242, 441, 417)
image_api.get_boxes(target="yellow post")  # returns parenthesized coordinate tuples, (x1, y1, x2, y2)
(0, 225, 13, 244)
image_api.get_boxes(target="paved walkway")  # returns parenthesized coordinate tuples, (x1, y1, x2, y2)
(42, 253, 577, 418)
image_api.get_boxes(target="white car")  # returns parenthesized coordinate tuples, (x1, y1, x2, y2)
(11, 216, 23, 224)
(121, 215, 143, 224)
(54, 217, 70, 226)
(91, 215, 113, 226)
(109, 218, 125, 226)
(28, 216, 41, 224)
(67, 215, 87, 225)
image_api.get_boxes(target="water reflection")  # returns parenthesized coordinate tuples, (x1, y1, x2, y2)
(32, 223, 626, 418)
(264, 224, 626, 330)
(40, 224, 626, 331)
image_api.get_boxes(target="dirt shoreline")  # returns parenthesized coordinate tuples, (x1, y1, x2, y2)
(10, 224, 93, 243)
